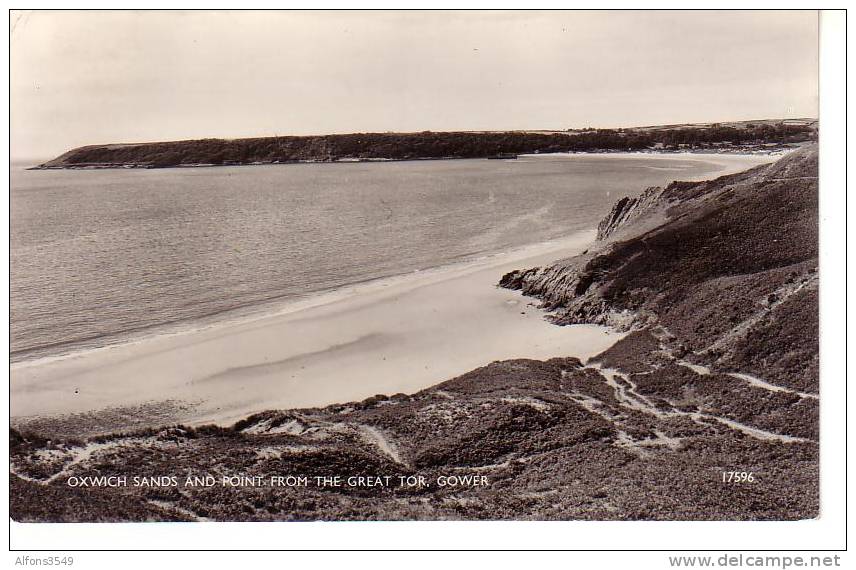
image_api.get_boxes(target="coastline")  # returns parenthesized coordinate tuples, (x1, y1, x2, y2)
(12, 151, 775, 368)
(28, 147, 791, 171)
(9, 146, 820, 524)
(11, 229, 622, 431)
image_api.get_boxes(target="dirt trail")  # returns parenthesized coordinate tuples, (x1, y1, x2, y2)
(357, 424, 406, 465)
(584, 363, 811, 445)
(725, 372, 818, 400)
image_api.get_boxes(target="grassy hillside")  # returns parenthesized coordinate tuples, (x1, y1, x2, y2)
(501, 145, 818, 393)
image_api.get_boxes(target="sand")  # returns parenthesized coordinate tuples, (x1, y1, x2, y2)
(518, 150, 782, 182)
(11, 230, 622, 427)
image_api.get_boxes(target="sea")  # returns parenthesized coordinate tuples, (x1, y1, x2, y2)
(10, 153, 769, 363)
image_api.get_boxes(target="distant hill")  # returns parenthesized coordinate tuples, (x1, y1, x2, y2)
(36, 119, 816, 169)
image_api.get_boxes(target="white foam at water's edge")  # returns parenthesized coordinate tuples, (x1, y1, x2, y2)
(10, 229, 597, 372)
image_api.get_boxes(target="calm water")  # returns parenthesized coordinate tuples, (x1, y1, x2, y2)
(10, 155, 742, 362)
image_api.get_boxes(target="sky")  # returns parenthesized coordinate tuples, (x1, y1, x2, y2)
(10, 10, 819, 161)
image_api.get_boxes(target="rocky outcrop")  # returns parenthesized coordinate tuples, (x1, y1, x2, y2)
(596, 186, 665, 240)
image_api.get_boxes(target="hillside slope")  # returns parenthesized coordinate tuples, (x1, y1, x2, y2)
(500, 145, 818, 393)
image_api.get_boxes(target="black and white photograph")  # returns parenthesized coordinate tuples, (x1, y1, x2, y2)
(5, 6, 849, 559)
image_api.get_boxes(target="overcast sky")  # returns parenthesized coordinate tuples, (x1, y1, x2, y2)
(11, 10, 818, 161)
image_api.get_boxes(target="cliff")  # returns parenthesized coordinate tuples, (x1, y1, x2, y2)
(10, 148, 819, 522)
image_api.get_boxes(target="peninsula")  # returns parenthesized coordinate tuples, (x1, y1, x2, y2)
(35, 119, 816, 170)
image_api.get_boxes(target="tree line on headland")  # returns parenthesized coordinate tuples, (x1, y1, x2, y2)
(40, 120, 816, 169)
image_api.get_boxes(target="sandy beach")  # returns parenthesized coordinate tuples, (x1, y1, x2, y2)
(11, 229, 623, 427)
(9, 152, 780, 430)
(517, 149, 783, 178)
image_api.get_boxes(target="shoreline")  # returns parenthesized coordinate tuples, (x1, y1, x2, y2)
(11, 152, 778, 431)
(11, 231, 601, 371)
(11, 229, 624, 429)
(12, 149, 776, 368)
(517, 150, 780, 181)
